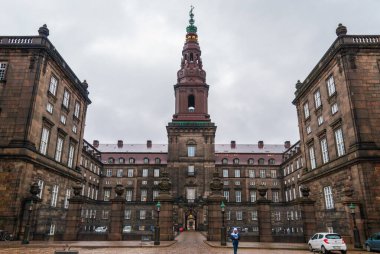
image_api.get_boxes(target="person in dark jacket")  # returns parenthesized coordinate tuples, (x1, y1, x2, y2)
(230, 228, 240, 254)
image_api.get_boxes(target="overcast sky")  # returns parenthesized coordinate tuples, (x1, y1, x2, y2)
(2, 0, 380, 145)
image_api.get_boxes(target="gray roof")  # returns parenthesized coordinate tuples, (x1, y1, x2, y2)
(97, 143, 286, 154)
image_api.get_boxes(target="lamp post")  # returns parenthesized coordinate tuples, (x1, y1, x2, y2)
(22, 200, 33, 244)
(220, 201, 226, 246)
(154, 201, 161, 245)
(349, 203, 361, 248)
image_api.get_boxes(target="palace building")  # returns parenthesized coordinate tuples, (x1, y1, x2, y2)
(0, 11, 379, 244)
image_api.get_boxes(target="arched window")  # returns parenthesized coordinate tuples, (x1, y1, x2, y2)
(190, 52, 194, 62)
(108, 157, 114, 164)
(248, 158, 254, 165)
(233, 158, 239, 165)
(188, 95, 195, 112)
(155, 158, 161, 164)
(268, 158, 275, 165)
(129, 158, 135, 164)
(258, 158, 265, 165)
(119, 158, 125, 164)
(143, 157, 149, 164)
(222, 158, 228, 165)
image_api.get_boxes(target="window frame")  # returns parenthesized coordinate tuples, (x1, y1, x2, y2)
(48, 75, 58, 96)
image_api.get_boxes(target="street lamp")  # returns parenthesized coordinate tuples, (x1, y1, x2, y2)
(220, 201, 226, 246)
(154, 201, 161, 245)
(349, 203, 361, 248)
(22, 200, 33, 244)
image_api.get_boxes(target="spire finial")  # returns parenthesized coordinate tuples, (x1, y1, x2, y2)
(186, 6, 197, 34)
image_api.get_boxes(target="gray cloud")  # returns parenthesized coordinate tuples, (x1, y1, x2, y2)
(2, 0, 379, 145)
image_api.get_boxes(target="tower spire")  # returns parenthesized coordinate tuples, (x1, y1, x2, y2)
(186, 6, 197, 34)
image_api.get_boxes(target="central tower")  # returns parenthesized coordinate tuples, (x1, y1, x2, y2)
(166, 7, 217, 231)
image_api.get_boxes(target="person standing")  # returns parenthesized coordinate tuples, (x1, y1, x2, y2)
(230, 228, 240, 254)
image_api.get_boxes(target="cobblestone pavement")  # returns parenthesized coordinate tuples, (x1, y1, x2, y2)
(0, 232, 368, 254)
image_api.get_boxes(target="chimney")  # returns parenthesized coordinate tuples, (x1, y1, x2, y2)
(117, 140, 123, 148)
(258, 141, 264, 149)
(93, 140, 99, 148)
(147, 140, 152, 148)
(284, 141, 291, 149)
(230, 140, 236, 149)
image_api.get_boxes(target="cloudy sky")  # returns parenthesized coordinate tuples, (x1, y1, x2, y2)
(2, 0, 379, 145)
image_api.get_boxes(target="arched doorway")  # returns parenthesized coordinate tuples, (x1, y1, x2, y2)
(185, 209, 197, 231)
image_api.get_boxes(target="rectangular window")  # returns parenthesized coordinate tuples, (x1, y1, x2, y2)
(303, 102, 310, 119)
(40, 127, 50, 155)
(186, 188, 196, 202)
(234, 169, 240, 178)
(106, 169, 112, 177)
(67, 144, 75, 168)
(272, 191, 279, 202)
(274, 211, 281, 221)
(117, 169, 123, 177)
(154, 169, 160, 177)
(324, 186, 334, 209)
(251, 210, 258, 221)
(153, 190, 159, 200)
(226, 211, 231, 220)
(141, 189, 147, 202)
(102, 210, 109, 219)
(327, 75, 336, 96)
(0, 62, 8, 81)
(306, 125, 311, 134)
(320, 138, 329, 164)
(188, 165, 195, 176)
(49, 224, 56, 235)
(128, 169, 133, 177)
(317, 115, 324, 126)
(249, 170, 255, 178)
(51, 185, 59, 207)
(259, 169, 266, 178)
(74, 101, 81, 118)
(187, 146, 195, 157)
(236, 211, 243, 221)
(49, 76, 58, 96)
(309, 146, 316, 169)
(124, 210, 131, 219)
(55, 137, 64, 162)
(235, 191, 241, 202)
(331, 103, 339, 115)
(223, 169, 228, 178)
(60, 115, 67, 125)
(142, 180, 147, 185)
(250, 191, 256, 202)
(223, 191, 229, 202)
(104, 189, 111, 201)
(126, 190, 133, 202)
(46, 103, 53, 114)
(140, 210, 146, 220)
(64, 189, 71, 209)
(72, 125, 77, 134)
(335, 128, 345, 156)
(314, 90, 321, 108)
(270, 170, 277, 178)
(142, 169, 148, 177)
(63, 89, 70, 108)
(37, 180, 44, 199)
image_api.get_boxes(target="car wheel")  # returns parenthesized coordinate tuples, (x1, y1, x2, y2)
(308, 244, 313, 252)
(321, 246, 329, 254)
(366, 244, 371, 252)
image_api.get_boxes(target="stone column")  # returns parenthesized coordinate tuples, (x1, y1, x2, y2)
(108, 184, 125, 241)
(157, 171, 174, 241)
(257, 185, 273, 242)
(207, 172, 224, 241)
(63, 184, 84, 241)
(298, 185, 316, 242)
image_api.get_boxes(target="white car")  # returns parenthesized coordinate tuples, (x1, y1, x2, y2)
(94, 226, 107, 233)
(308, 232, 347, 254)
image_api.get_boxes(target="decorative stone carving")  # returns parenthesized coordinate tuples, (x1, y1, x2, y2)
(73, 183, 83, 196)
(300, 185, 310, 198)
(114, 184, 124, 197)
(30, 182, 41, 197)
(336, 23, 347, 37)
(158, 171, 172, 193)
(38, 24, 49, 37)
(258, 185, 268, 199)
(209, 171, 222, 192)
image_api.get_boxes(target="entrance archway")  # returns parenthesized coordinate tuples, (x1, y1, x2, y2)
(184, 210, 197, 231)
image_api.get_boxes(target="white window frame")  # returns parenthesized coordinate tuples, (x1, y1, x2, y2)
(223, 169, 228, 178)
(64, 189, 71, 209)
(49, 224, 56, 235)
(270, 170, 276, 178)
(126, 190, 133, 202)
(153, 190, 159, 200)
(234, 169, 240, 178)
(40, 127, 50, 155)
(235, 191, 242, 203)
(331, 103, 339, 115)
(49, 76, 58, 96)
(251, 210, 258, 221)
(303, 102, 310, 119)
(127, 169, 133, 177)
(154, 168, 160, 177)
(249, 169, 255, 178)
(317, 115, 324, 126)
(335, 128, 345, 156)
(309, 146, 316, 169)
(72, 125, 77, 134)
(141, 189, 147, 202)
(327, 75, 336, 96)
(187, 146, 195, 157)
(314, 90, 321, 108)
(142, 169, 148, 177)
(125, 210, 131, 219)
(117, 169, 123, 177)
(46, 103, 53, 114)
(188, 165, 195, 175)
(63, 89, 70, 108)
(236, 211, 243, 221)
(37, 180, 44, 199)
(51, 185, 59, 207)
(250, 191, 256, 202)
(320, 138, 329, 164)
(260, 169, 266, 178)
(104, 189, 111, 201)
(67, 144, 75, 168)
(273, 191, 279, 202)
(324, 186, 334, 209)
(223, 190, 229, 202)
(74, 101, 81, 118)
(106, 169, 112, 177)
(140, 210, 146, 220)
(55, 137, 64, 162)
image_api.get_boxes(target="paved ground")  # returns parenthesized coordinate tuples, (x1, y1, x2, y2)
(0, 231, 369, 254)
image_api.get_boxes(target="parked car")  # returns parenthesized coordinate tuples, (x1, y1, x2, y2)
(308, 232, 347, 254)
(94, 226, 107, 233)
(365, 232, 380, 252)
(123, 225, 132, 233)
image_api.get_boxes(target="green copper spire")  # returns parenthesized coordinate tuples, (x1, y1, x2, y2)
(186, 5, 197, 33)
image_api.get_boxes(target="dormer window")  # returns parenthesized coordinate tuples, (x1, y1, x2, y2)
(108, 157, 115, 164)
(222, 158, 228, 165)
(129, 158, 135, 164)
(233, 158, 239, 165)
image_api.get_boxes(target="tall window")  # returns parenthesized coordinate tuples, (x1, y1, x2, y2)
(187, 146, 196, 157)
(331, 103, 339, 115)
(249, 170, 255, 178)
(74, 101, 81, 118)
(39, 127, 50, 155)
(67, 144, 75, 168)
(51, 185, 59, 207)
(37, 180, 44, 199)
(49, 224, 56, 235)
(259, 169, 266, 178)
(272, 191, 279, 202)
(188, 165, 195, 176)
(63, 89, 70, 108)
(104, 189, 111, 201)
(106, 169, 112, 177)
(234, 169, 240, 178)
(124, 210, 131, 219)
(126, 190, 133, 201)
(235, 191, 242, 202)
(127, 169, 133, 177)
(314, 90, 321, 108)
(223, 191, 229, 202)
(326, 75, 336, 96)
(140, 210, 146, 220)
(251, 210, 258, 221)
(141, 189, 147, 202)
(117, 169, 123, 177)
(320, 138, 329, 164)
(236, 211, 243, 220)
(142, 169, 148, 177)
(324, 186, 334, 209)
(48, 76, 58, 96)
(309, 146, 316, 169)
(154, 169, 160, 177)
(335, 128, 345, 156)
(303, 102, 310, 119)
(223, 169, 229, 178)
(64, 189, 71, 209)
(317, 115, 324, 126)
(55, 137, 64, 162)
(0, 62, 7, 81)
(250, 191, 256, 202)
(153, 190, 159, 200)
(270, 170, 277, 178)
